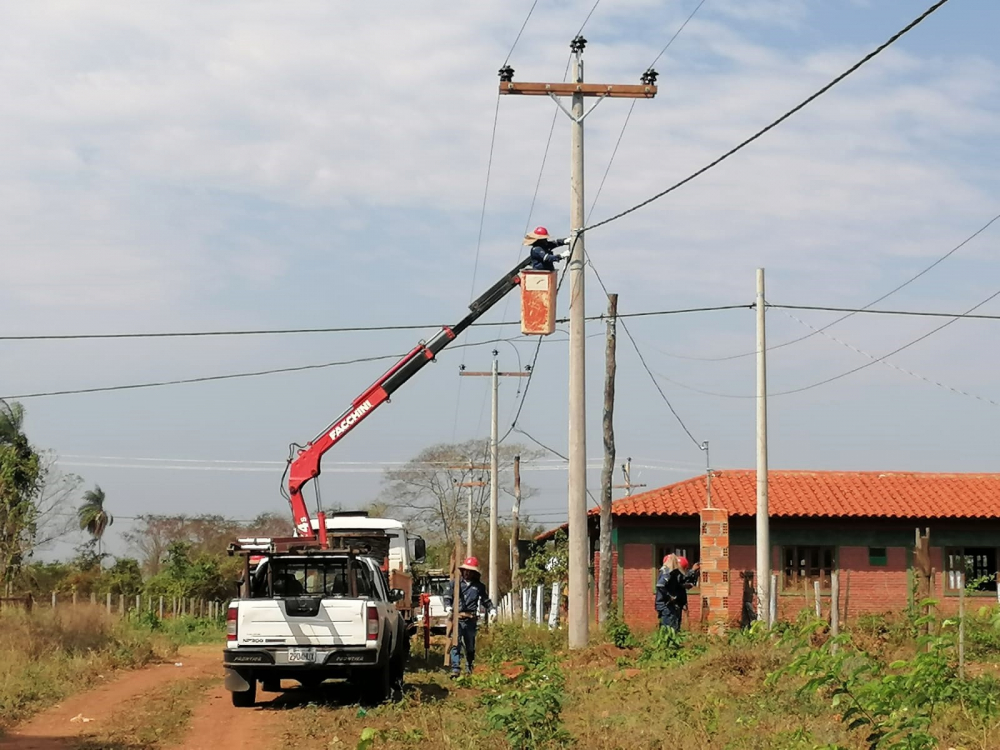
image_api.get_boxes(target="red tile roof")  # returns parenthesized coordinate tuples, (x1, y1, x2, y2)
(535, 470, 1000, 540)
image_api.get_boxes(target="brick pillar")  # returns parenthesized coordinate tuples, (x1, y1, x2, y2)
(699, 508, 730, 635)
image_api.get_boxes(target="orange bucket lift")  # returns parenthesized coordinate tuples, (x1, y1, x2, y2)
(519, 270, 557, 335)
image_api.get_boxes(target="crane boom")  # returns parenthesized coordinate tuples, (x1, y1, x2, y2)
(288, 256, 533, 543)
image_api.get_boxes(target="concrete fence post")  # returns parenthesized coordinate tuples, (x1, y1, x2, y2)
(106, 592, 112, 614)
(535, 585, 544, 626)
(548, 581, 561, 629)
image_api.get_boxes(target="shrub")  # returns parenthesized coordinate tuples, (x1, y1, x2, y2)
(480, 651, 572, 750)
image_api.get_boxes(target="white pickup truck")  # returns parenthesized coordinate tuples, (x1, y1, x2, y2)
(224, 535, 408, 707)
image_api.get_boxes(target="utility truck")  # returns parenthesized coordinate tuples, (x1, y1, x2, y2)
(223, 254, 538, 706)
(224, 533, 408, 706)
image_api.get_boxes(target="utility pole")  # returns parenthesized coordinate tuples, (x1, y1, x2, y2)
(615, 458, 646, 497)
(756, 268, 771, 626)
(459, 354, 529, 601)
(454, 474, 486, 559)
(500, 36, 657, 649)
(598, 293, 617, 626)
(511, 455, 522, 622)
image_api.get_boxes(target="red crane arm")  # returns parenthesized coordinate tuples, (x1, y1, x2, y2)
(287, 256, 531, 543)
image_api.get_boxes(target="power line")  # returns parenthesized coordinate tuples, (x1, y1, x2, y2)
(588, 261, 702, 449)
(677, 209, 1000, 363)
(779, 309, 1000, 407)
(0, 334, 563, 401)
(771, 285, 1000, 396)
(582, 0, 952, 235)
(768, 302, 1000, 323)
(503, 0, 541, 66)
(0, 304, 745, 342)
(647, 0, 708, 70)
(575, 0, 602, 37)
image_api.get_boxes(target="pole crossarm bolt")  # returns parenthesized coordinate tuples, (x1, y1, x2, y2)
(498, 65, 515, 82)
(570, 35, 587, 54)
(641, 68, 658, 86)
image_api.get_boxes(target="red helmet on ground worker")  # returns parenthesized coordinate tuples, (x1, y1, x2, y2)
(459, 556, 481, 574)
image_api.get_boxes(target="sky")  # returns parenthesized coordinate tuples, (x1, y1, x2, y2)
(2, 0, 999, 560)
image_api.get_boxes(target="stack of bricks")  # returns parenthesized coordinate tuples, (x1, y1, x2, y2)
(699, 507, 730, 634)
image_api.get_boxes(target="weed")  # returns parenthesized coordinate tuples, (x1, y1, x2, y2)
(604, 610, 639, 649)
(480, 651, 572, 749)
(637, 626, 703, 666)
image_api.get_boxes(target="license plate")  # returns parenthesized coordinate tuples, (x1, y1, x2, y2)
(288, 648, 316, 663)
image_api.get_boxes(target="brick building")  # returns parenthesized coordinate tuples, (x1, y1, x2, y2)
(541, 470, 1000, 630)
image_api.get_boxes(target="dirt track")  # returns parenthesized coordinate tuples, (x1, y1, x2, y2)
(1, 645, 293, 750)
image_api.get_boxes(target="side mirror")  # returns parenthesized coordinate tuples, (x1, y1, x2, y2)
(411, 536, 427, 564)
(389, 588, 405, 603)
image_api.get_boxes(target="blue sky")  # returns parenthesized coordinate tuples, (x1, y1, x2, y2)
(2, 0, 998, 559)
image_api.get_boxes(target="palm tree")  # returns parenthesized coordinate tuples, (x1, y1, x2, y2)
(78, 484, 113, 556)
(0, 399, 27, 449)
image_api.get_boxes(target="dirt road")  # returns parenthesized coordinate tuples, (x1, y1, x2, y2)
(1, 645, 293, 750)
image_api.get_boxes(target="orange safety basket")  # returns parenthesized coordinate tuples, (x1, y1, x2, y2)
(520, 270, 557, 335)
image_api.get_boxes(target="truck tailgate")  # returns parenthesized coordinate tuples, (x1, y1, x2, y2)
(237, 599, 368, 646)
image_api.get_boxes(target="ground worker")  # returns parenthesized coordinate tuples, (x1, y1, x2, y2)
(524, 226, 573, 271)
(444, 556, 494, 677)
(654, 554, 686, 631)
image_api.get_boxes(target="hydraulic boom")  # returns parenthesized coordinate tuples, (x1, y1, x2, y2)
(288, 256, 533, 545)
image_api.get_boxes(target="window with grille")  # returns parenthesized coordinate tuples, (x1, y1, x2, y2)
(781, 546, 835, 592)
(945, 548, 998, 592)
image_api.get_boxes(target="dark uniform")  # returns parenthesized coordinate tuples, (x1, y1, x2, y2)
(444, 577, 494, 675)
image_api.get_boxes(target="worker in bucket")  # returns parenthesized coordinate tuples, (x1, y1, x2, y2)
(524, 226, 574, 271)
(654, 554, 686, 631)
(444, 556, 494, 678)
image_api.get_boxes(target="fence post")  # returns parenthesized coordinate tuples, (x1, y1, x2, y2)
(51, 592, 57, 609)
(106, 592, 112, 614)
(90, 592, 96, 606)
(769, 572, 778, 626)
(535, 584, 544, 626)
(813, 580, 821, 618)
(72, 591, 78, 607)
(172, 597, 177, 617)
(159, 596, 164, 619)
(830, 569, 840, 654)
(548, 581, 561, 629)
(135, 595, 141, 613)
(958, 572, 966, 680)
(119, 594, 125, 616)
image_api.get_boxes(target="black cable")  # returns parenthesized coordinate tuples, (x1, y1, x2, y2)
(582, 0, 952, 234)
(588, 261, 702, 448)
(685, 209, 1000, 363)
(768, 302, 1000, 323)
(647, 0, 708, 70)
(1, 334, 564, 401)
(513, 427, 601, 509)
(0, 304, 744, 342)
(503, 0, 541, 66)
(575, 0, 601, 37)
(771, 286, 1000, 397)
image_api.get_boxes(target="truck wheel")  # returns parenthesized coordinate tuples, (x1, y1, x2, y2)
(231, 680, 257, 708)
(361, 652, 392, 706)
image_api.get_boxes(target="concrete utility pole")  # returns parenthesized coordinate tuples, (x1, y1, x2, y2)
(598, 293, 617, 626)
(459, 355, 529, 600)
(756, 268, 771, 626)
(500, 36, 657, 649)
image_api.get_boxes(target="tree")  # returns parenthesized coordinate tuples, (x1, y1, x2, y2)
(0, 400, 42, 594)
(380, 439, 539, 546)
(78, 484, 113, 556)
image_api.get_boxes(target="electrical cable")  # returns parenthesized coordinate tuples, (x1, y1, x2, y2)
(575, 0, 602, 37)
(581, 0, 952, 235)
(770, 285, 1000, 396)
(588, 260, 702, 448)
(503, 0, 541, 66)
(779, 309, 1000, 407)
(512, 426, 601, 508)
(676, 209, 1000, 363)
(0, 333, 572, 401)
(767, 302, 1000, 323)
(647, 0, 708, 70)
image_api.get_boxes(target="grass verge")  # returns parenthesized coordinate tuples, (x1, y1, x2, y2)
(0, 605, 222, 734)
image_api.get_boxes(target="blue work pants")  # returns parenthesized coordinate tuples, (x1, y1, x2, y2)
(450, 617, 478, 674)
(659, 605, 682, 631)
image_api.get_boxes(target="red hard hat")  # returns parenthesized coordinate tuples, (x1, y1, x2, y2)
(662, 555, 671, 566)
(532, 226, 550, 237)
(677, 556, 689, 570)
(459, 556, 481, 573)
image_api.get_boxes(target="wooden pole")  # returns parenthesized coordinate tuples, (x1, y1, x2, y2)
(813, 580, 821, 618)
(843, 570, 851, 624)
(830, 569, 840, 654)
(958, 571, 965, 680)
(599, 292, 617, 627)
(445, 539, 462, 668)
(511, 455, 522, 623)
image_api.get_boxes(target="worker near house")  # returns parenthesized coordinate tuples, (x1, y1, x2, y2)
(524, 226, 574, 271)
(444, 556, 494, 677)
(678, 556, 701, 590)
(655, 554, 687, 631)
